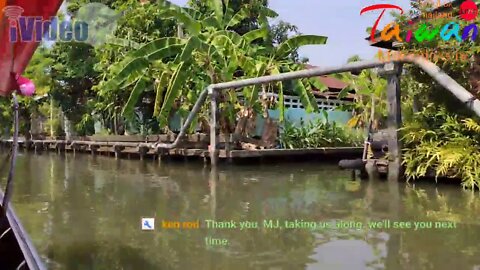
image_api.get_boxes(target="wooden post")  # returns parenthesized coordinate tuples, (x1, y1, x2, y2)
(209, 87, 219, 166)
(24, 140, 32, 151)
(225, 134, 233, 163)
(114, 145, 124, 160)
(383, 63, 403, 181)
(56, 142, 65, 154)
(34, 141, 42, 154)
(90, 144, 99, 156)
(138, 145, 149, 160)
(157, 148, 163, 164)
(72, 143, 76, 156)
(50, 98, 54, 138)
(177, 24, 186, 130)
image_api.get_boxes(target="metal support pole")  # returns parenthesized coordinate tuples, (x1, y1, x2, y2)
(209, 87, 219, 166)
(382, 63, 403, 181)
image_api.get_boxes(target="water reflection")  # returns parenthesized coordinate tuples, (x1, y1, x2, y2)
(3, 153, 480, 269)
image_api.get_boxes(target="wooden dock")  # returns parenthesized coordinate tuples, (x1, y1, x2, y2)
(0, 135, 363, 163)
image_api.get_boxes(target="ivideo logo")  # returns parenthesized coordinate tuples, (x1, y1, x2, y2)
(4, 3, 122, 46)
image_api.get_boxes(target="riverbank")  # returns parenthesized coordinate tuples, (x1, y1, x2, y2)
(0, 136, 363, 164)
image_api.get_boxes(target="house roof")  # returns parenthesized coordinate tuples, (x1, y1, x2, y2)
(318, 75, 348, 90)
(304, 64, 348, 90)
(304, 64, 356, 100)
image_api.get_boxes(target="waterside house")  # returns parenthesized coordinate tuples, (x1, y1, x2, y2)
(252, 65, 354, 134)
(173, 66, 355, 137)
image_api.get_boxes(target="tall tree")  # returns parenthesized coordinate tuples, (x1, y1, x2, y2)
(188, 0, 270, 35)
(102, 0, 328, 133)
(93, 0, 177, 134)
(47, 0, 177, 135)
(188, 0, 304, 60)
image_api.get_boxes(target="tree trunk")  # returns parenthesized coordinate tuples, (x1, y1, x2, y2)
(62, 111, 76, 140)
(261, 115, 278, 148)
(234, 107, 256, 137)
(50, 98, 54, 138)
(113, 114, 118, 135)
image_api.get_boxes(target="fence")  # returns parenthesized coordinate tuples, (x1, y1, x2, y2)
(266, 93, 350, 110)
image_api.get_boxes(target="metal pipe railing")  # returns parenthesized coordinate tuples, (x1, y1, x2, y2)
(153, 87, 209, 149)
(152, 56, 480, 153)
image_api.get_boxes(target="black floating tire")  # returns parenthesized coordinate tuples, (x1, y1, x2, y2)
(338, 159, 366, 170)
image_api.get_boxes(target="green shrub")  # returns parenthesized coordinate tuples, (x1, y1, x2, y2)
(279, 118, 365, 149)
(45, 118, 64, 137)
(401, 104, 480, 190)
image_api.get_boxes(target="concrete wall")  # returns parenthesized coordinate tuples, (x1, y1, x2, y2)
(168, 108, 352, 136)
(114, 92, 353, 135)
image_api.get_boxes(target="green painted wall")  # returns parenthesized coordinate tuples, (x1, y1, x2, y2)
(168, 108, 352, 136)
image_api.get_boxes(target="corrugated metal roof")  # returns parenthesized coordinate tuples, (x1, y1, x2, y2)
(304, 64, 356, 100)
(304, 64, 348, 90)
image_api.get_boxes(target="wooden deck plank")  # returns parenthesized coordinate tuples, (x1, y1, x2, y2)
(1, 139, 364, 161)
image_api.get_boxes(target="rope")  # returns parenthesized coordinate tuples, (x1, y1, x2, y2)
(1, 93, 19, 216)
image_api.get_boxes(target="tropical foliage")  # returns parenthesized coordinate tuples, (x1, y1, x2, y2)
(100, 0, 328, 133)
(335, 56, 387, 130)
(279, 118, 364, 149)
(100, 1, 326, 133)
(374, 2, 480, 189)
(401, 104, 480, 190)
(92, 0, 178, 135)
(0, 0, 328, 138)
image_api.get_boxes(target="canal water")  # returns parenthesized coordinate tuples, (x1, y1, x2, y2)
(4, 153, 480, 269)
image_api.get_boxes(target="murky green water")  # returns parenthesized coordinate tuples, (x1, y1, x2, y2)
(3, 153, 480, 269)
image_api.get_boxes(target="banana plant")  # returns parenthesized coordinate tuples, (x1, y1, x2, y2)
(336, 68, 387, 129)
(104, 0, 328, 131)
